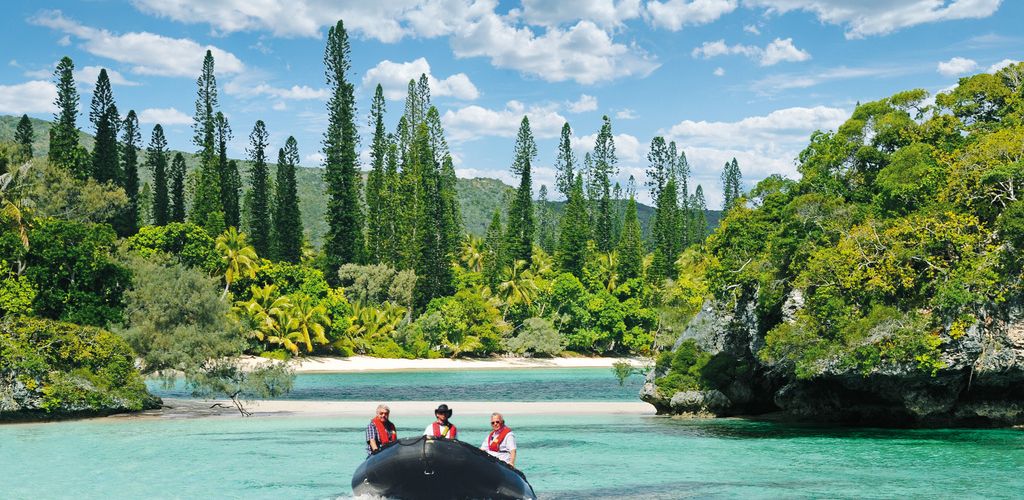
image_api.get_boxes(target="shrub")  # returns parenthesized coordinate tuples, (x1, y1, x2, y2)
(504, 317, 563, 357)
(126, 222, 219, 272)
(0, 316, 159, 417)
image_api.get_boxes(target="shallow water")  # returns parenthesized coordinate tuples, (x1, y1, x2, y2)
(2, 413, 1023, 499)
(148, 368, 645, 401)
(6, 369, 1024, 498)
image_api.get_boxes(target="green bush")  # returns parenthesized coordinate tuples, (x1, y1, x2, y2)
(0, 316, 160, 417)
(126, 222, 219, 272)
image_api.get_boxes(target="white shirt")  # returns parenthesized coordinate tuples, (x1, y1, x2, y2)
(423, 422, 456, 439)
(480, 429, 516, 464)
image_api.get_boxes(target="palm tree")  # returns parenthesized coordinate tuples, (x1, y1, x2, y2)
(595, 251, 619, 292)
(460, 235, 485, 272)
(346, 302, 405, 354)
(497, 259, 539, 316)
(216, 227, 259, 299)
(0, 161, 32, 250)
(289, 294, 331, 353)
(530, 246, 553, 277)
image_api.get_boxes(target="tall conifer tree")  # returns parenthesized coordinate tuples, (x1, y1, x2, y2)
(505, 116, 536, 264)
(555, 122, 575, 198)
(617, 194, 643, 281)
(365, 84, 388, 264)
(89, 69, 120, 184)
(273, 137, 304, 263)
(147, 125, 170, 225)
(483, 210, 505, 288)
(648, 136, 679, 280)
(323, 19, 364, 278)
(721, 157, 742, 213)
(536, 185, 556, 254)
(690, 185, 708, 243)
(216, 112, 240, 229)
(412, 123, 453, 309)
(117, 110, 141, 236)
(15, 114, 33, 161)
(49, 57, 83, 176)
(558, 175, 590, 278)
(674, 143, 691, 247)
(169, 152, 187, 223)
(191, 50, 225, 235)
(382, 139, 401, 266)
(246, 120, 272, 257)
(592, 115, 617, 252)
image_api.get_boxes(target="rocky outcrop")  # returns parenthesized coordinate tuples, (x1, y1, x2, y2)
(645, 285, 1024, 426)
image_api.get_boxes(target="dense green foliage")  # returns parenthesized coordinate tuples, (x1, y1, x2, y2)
(245, 120, 271, 256)
(190, 51, 226, 237)
(0, 316, 159, 417)
(681, 65, 1024, 381)
(272, 137, 303, 262)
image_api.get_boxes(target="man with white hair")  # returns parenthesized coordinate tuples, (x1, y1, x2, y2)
(480, 412, 517, 467)
(365, 404, 397, 456)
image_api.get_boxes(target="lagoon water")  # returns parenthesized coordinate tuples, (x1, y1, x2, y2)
(4, 369, 1024, 499)
(148, 368, 645, 401)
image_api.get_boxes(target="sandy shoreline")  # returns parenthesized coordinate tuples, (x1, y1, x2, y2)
(110, 398, 657, 421)
(242, 355, 652, 373)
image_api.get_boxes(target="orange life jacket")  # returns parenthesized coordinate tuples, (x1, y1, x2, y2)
(372, 417, 396, 445)
(432, 421, 457, 439)
(487, 426, 511, 452)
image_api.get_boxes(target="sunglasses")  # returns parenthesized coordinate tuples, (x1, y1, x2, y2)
(490, 421, 502, 425)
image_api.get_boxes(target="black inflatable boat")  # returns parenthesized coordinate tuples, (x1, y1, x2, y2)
(351, 436, 537, 499)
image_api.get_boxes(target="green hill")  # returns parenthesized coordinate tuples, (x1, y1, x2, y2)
(1, 114, 720, 246)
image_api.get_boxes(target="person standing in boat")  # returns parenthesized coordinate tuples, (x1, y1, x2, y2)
(424, 404, 458, 440)
(366, 404, 397, 456)
(481, 412, 517, 467)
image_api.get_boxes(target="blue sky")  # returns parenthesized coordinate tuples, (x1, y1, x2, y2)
(0, 0, 1020, 208)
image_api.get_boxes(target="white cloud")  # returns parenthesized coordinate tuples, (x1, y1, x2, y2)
(442, 100, 568, 142)
(272, 101, 287, 111)
(713, 67, 725, 76)
(518, 0, 642, 27)
(30, 10, 244, 77)
(361, 58, 480, 101)
(644, 0, 738, 31)
(57, 35, 71, 46)
(988, 58, 1019, 73)
(616, 108, 638, 120)
(571, 133, 645, 164)
(937, 56, 978, 76)
(138, 107, 192, 125)
(746, 0, 1002, 39)
(449, 17, 659, 84)
(129, 1, 656, 85)
(224, 80, 329, 100)
(305, 152, 326, 166)
(744, 24, 761, 35)
(0, 80, 57, 114)
(750, 65, 910, 94)
(567, 94, 598, 113)
(692, 37, 810, 66)
(75, 66, 140, 87)
(662, 106, 849, 208)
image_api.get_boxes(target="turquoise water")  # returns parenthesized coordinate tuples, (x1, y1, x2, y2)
(2, 414, 1023, 499)
(148, 368, 645, 401)
(6, 370, 1024, 498)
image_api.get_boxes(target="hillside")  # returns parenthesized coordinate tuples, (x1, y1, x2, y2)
(0, 114, 720, 246)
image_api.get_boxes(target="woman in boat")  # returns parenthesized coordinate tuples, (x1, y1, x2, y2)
(423, 404, 457, 439)
(481, 412, 516, 467)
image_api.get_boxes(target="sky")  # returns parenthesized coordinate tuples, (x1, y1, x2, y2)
(0, 0, 1020, 209)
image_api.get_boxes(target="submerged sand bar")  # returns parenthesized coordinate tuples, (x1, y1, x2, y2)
(133, 399, 656, 420)
(241, 355, 651, 373)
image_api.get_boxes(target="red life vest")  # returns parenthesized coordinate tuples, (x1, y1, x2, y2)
(372, 417, 396, 445)
(431, 421, 457, 439)
(487, 426, 511, 452)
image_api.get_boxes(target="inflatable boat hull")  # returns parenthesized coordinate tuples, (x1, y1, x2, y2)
(351, 436, 536, 499)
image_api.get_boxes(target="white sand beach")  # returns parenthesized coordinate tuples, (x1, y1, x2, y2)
(241, 355, 652, 373)
(144, 398, 656, 420)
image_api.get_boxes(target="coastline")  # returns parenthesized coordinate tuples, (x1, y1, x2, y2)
(102, 398, 657, 421)
(242, 355, 652, 373)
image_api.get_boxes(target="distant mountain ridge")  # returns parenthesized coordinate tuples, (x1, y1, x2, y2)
(1, 114, 720, 246)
